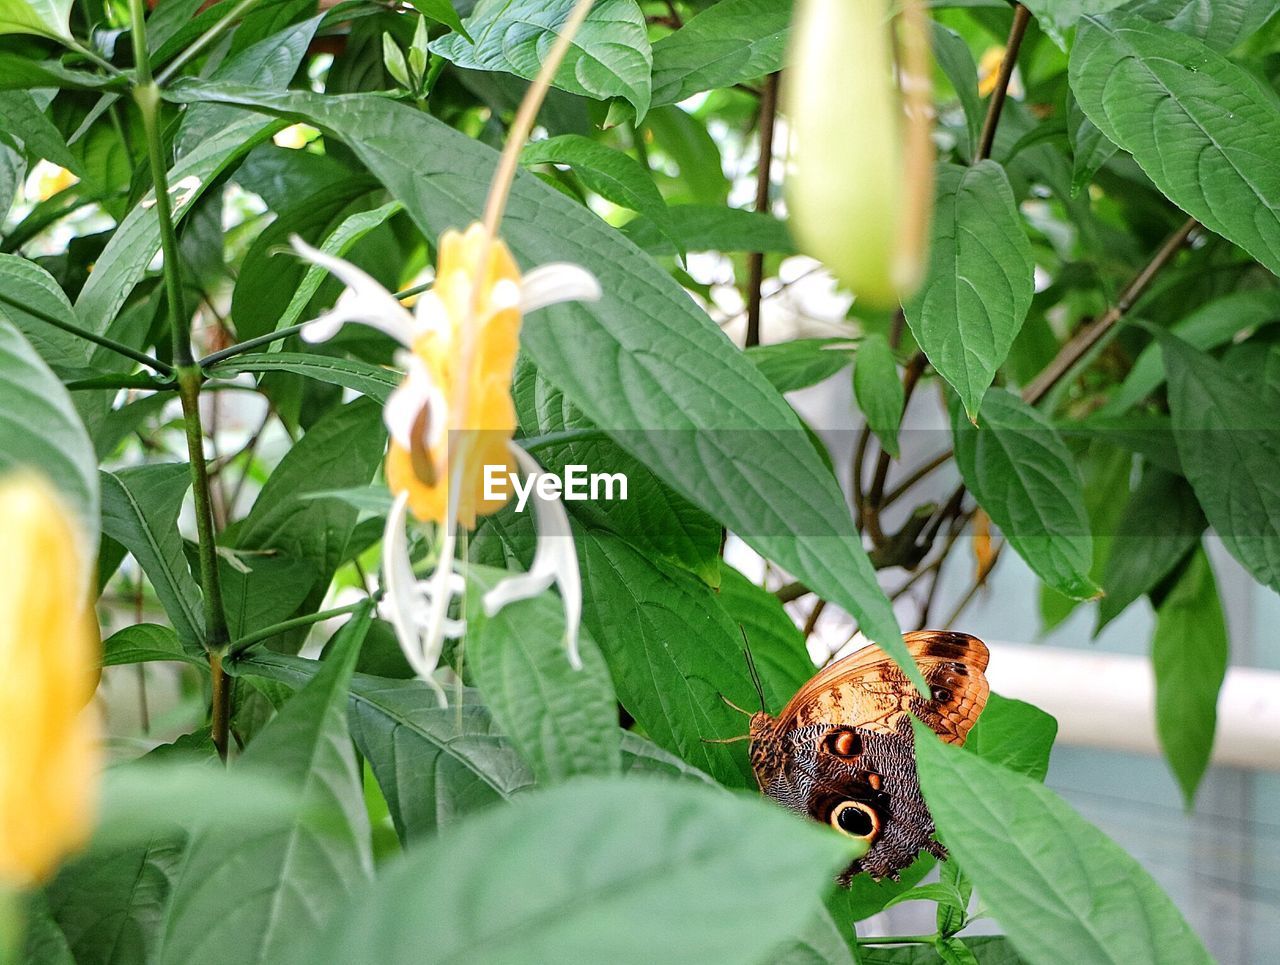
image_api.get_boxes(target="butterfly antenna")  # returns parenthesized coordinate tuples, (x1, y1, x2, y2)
(718, 693, 754, 717)
(701, 734, 750, 745)
(739, 626, 767, 712)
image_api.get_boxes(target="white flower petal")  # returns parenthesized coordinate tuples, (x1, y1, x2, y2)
(483, 443, 583, 670)
(383, 355, 446, 451)
(380, 490, 448, 705)
(291, 235, 421, 347)
(519, 263, 601, 315)
(413, 289, 450, 337)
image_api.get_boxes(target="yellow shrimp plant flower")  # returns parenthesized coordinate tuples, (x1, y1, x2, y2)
(0, 474, 99, 889)
(293, 227, 600, 704)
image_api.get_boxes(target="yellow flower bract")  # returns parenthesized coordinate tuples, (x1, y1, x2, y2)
(386, 223, 522, 529)
(0, 474, 99, 889)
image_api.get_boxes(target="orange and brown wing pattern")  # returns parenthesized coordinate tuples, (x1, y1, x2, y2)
(777, 630, 989, 746)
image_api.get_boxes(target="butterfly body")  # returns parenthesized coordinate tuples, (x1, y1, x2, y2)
(748, 630, 990, 882)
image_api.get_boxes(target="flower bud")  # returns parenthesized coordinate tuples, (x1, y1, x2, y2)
(785, 0, 934, 308)
(0, 474, 99, 888)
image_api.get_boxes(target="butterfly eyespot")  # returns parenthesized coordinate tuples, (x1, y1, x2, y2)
(823, 728, 863, 758)
(931, 686, 952, 703)
(830, 801, 880, 841)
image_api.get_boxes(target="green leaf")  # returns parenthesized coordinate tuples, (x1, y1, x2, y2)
(1161, 335, 1280, 593)
(714, 564, 816, 700)
(0, 318, 98, 550)
(931, 23, 983, 159)
(746, 338, 853, 394)
(1152, 546, 1227, 805)
(966, 692, 1057, 782)
(1071, 13, 1280, 278)
(47, 839, 184, 965)
(952, 390, 1099, 600)
(100, 464, 203, 646)
(619, 731, 719, 786)
(1020, 0, 1128, 49)
(1123, 0, 1280, 51)
(914, 721, 1212, 965)
(160, 607, 374, 965)
(861, 936, 1025, 964)
(0, 91, 80, 174)
(1098, 468, 1205, 630)
(409, 0, 470, 40)
(1067, 93, 1117, 197)
(208, 352, 399, 403)
(522, 135, 677, 248)
(467, 564, 621, 783)
(621, 204, 794, 257)
(430, 0, 653, 119)
(240, 653, 535, 842)
(161, 84, 914, 687)
(219, 554, 317, 641)
(21, 892, 74, 965)
(0, 0, 71, 38)
(512, 360, 722, 583)
(1105, 290, 1280, 414)
(853, 334, 905, 458)
(649, 0, 788, 108)
(579, 529, 787, 786)
(233, 398, 385, 599)
(904, 162, 1034, 421)
(296, 776, 861, 964)
(102, 623, 205, 668)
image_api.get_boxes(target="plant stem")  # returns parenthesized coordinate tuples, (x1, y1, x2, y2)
(131, 0, 232, 756)
(65, 374, 177, 391)
(857, 934, 938, 946)
(198, 322, 306, 367)
(975, 3, 1031, 163)
(0, 290, 173, 374)
(745, 71, 779, 348)
(155, 0, 265, 84)
(227, 599, 371, 657)
(1022, 216, 1198, 405)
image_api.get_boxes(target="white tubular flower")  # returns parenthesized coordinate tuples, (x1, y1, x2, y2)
(483, 443, 583, 670)
(294, 223, 600, 701)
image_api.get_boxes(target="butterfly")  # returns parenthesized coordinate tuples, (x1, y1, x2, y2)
(744, 630, 989, 882)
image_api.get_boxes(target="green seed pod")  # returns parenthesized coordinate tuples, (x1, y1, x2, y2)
(785, 0, 933, 309)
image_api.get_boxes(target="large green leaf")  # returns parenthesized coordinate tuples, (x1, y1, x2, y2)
(0, 318, 98, 551)
(914, 722, 1211, 965)
(952, 390, 1099, 600)
(100, 464, 203, 646)
(233, 398, 385, 600)
(467, 565, 621, 783)
(1161, 335, 1280, 592)
(1152, 545, 1227, 805)
(161, 607, 374, 965)
(904, 162, 1034, 421)
(241, 654, 535, 842)
(1097, 468, 1204, 630)
(1123, 0, 1280, 51)
(713, 564, 815, 703)
(430, 0, 653, 118)
(966, 692, 1057, 782)
(1071, 13, 1280, 278)
(219, 554, 317, 641)
(579, 528, 790, 786)
(159, 84, 915, 686)
(294, 776, 861, 965)
(0, 0, 71, 38)
(649, 0, 789, 108)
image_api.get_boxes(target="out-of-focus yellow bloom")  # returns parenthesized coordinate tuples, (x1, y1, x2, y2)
(272, 123, 320, 150)
(0, 474, 99, 889)
(784, 0, 934, 308)
(972, 508, 995, 582)
(32, 161, 78, 202)
(977, 46, 1006, 97)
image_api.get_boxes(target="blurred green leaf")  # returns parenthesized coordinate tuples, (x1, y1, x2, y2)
(952, 390, 1099, 600)
(904, 162, 1034, 421)
(0, 0, 71, 38)
(853, 333, 905, 458)
(160, 606, 374, 965)
(294, 776, 861, 964)
(1152, 546, 1227, 805)
(914, 721, 1211, 965)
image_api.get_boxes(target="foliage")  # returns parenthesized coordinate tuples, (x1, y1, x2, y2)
(2, 0, 1276, 961)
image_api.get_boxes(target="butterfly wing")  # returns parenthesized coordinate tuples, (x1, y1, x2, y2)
(776, 629, 989, 746)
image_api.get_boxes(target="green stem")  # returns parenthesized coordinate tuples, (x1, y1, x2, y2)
(227, 599, 371, 658)
(65, 374, 177, 391)
(66, 37, 123, 76)
(0, 290, 173, 375)
(155, 0, 265, 84)
(131, 0, 231, 756)
(198, 322, 306, 368)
